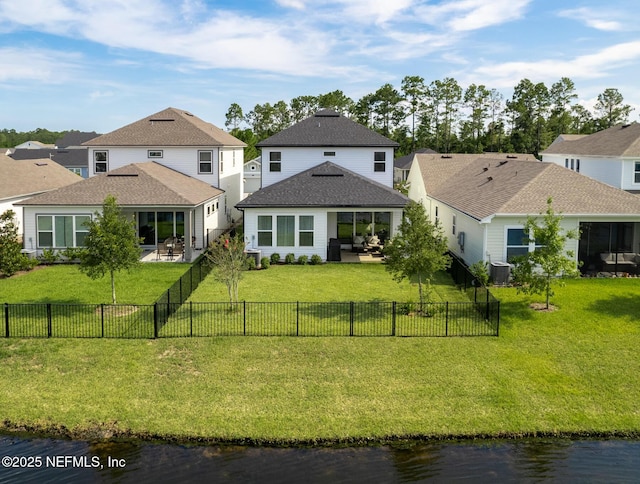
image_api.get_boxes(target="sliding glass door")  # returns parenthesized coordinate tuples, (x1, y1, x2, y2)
(138, 211, 185, 245)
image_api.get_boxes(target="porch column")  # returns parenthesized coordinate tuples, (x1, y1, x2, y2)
(184, 209, 193, 261)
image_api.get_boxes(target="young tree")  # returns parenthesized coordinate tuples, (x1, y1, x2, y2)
(512, 198, 580, 310)
(384, 201, 451, 310)
(0, 210, 33, 277)
(79, 195, 142, 304)
(205, 234, 249, 309)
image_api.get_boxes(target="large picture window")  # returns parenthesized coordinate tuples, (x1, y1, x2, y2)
(257, 216, 272, 246)
(37, 215, 90, 248)
(277, 216, 295, 246)
(299, 216, 314, 246)
(506, 228, 528, 262)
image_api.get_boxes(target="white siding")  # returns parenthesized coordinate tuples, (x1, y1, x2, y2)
(22, 206, 96, 256)
(261, 147, 394, 188)
(542, 154, 624, 189)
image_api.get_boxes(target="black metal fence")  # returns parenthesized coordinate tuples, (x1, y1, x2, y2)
(2, 299, 498, 338)
(1, 251, 500, 339)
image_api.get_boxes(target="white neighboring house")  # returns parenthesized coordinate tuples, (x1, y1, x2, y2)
(541, 123, 640, 193)
(18, 108, 246, 261)
(407, 153, 640, 275)
(243, 156, 261, 196)
(237, 109, 409, 261)
(0, 153, 80, 245)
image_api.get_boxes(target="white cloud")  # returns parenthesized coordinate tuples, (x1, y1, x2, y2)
(274, 0, 307, 10)
(415, 0, 532, 32)
(467, 41, 640, 88)
(558, 7, 623, 31)
(0, 47, 82, 83)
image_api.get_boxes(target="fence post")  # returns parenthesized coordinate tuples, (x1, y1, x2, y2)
(296, 301, 299, 336)
(350, 301, 354, 336)
(47, 303, 52, 338)
(496, 301, 500, 336)
(445, 301, 449, 337)
(4, 303, 9, 338)
(243, 301, 246, 336)
(153, 303, 158, 339)
(485, 289, 490, 321)
(190, 301, 193, 337)
(392, 301, 396, 336)
(101, 303, 104, 338)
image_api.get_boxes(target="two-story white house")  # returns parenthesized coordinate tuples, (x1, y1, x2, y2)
(237, 109, 409, 261)
(17, 108, 246, 262)
(541, 123, 640, 194)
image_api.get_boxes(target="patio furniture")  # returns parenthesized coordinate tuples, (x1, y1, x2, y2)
(172, 241, 184, 260)
(600, 252, 639, 273)
(156, 242, 169, 260)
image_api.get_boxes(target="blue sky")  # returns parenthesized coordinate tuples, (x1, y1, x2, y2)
(1, 0, 640, 133)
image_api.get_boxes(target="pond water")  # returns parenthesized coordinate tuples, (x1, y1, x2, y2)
(1, 435, 638, 483)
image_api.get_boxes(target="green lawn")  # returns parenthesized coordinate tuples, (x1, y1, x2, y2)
(0, 276, 639, 444)
(0, 263, 189, 304)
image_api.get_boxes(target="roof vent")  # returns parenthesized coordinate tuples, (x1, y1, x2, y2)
(441, 155, 452, 159)
(312, 173, 344, 177)
(487, 176, 493, 181)
(184, 111, 194, 116)
(506, 155, 517, 159)
(483, 167, 489, 172)
(107, 173, 139, 177)
(498, 160, 508, 166)
(622, 123, 631, 128)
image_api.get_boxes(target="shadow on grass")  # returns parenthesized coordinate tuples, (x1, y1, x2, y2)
(496, 300, 536, 329)
(587, 293, 640, 321)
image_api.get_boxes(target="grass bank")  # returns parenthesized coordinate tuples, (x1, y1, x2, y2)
(0, 275, 639, 444)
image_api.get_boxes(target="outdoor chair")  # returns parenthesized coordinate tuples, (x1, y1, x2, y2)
(156, 242, 169, 260)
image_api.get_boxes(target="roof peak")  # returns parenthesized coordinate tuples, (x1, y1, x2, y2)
(315, 109, 340, 117)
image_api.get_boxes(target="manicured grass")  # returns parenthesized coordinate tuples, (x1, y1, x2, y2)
(189, 263, 466, 303)
(0, 277, 639, 443)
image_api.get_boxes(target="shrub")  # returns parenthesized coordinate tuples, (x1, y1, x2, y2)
(38, 248, 60, 265)
(270, 253, 281, 264)
(284, 253, 295, 264)
(260, 257, 270, 269)
(298, 255, 308, 265)
(469, 260, 489, 287)
(245, 256, 256, 270)
(310, 254, 323, 265)
(60, 247, 84, 262)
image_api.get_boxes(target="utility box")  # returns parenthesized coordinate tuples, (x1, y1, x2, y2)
(490, 261, 511, 286)
(245, 249, 262, 268)
(327, 238, 341, 261)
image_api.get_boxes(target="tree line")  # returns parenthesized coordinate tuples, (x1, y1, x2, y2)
(0, 128, 68, 149)
(225, 77, 634, 159)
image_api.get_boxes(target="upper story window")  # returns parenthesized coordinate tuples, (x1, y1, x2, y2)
(148, 150, 163, 158)
(94, 151, 108, 173)
(269, 152, 282, 172)
(452, 214, 456, 235)
(374, 152, 386, 161)
(199, 150, 213, 174)
(374, 152, 386, 172)
(635, 162, 640, 183)
(374, 162, 386, 172)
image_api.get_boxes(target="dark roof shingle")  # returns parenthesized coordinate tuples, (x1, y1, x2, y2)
(256, 109, 399, 148)
(237, 162, 409, 208)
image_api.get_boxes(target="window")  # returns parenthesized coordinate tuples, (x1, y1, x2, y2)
(199, 151, 213, 173)
(94, 151, 108, 173)
(37, 215, 90, 248)
(374, 152, 386, 161)
(374, 162, 386, 172)
(570, 159, 575, 170)
(452, 215, 456, 235)
(148, 150, 163, 158)
(506, 228, 528, 262)
(635, 162, 640, 183)
(324, 151, 336, 157)
(277, 216, 295, 246)
(269, 152, 281, 172)
(576, 159, 580, 172)
(257, 216, 272, 246)
(435, 206, 439, 225)
(299, 216, 314, 246)
(220, 151, 224, 173)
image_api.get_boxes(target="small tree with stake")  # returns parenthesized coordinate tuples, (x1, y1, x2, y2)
(205, 234, 249, 310)
(79, 195, 141, 304)
(512, 197, 580, 310)
(384, 200, 451, 312)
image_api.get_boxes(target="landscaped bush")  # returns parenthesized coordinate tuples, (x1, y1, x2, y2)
(284, 253, 295, 264)
(297, 255, 308, 265)
(270, 253, 281, 264)
(310, 254, 322, 265)
(260, 257, 270, 269)
(245, 256, 256, 270)
(38, 248, 60, 265)
(60, 247, 84, 263)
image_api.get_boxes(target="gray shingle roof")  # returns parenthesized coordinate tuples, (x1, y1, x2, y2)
(56, 131, 100, 148)
(541, 123, 640, 157)
(83, 107, 246, 147)
(256, 109, 399, 148)
(0, 153, 81, 200)
(10, 148, 88, 168)
(236, 162, 409, 208)
(18, 162, 223, 207)
(394, 148, 437, 170)
(417, 156, 640, 220)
